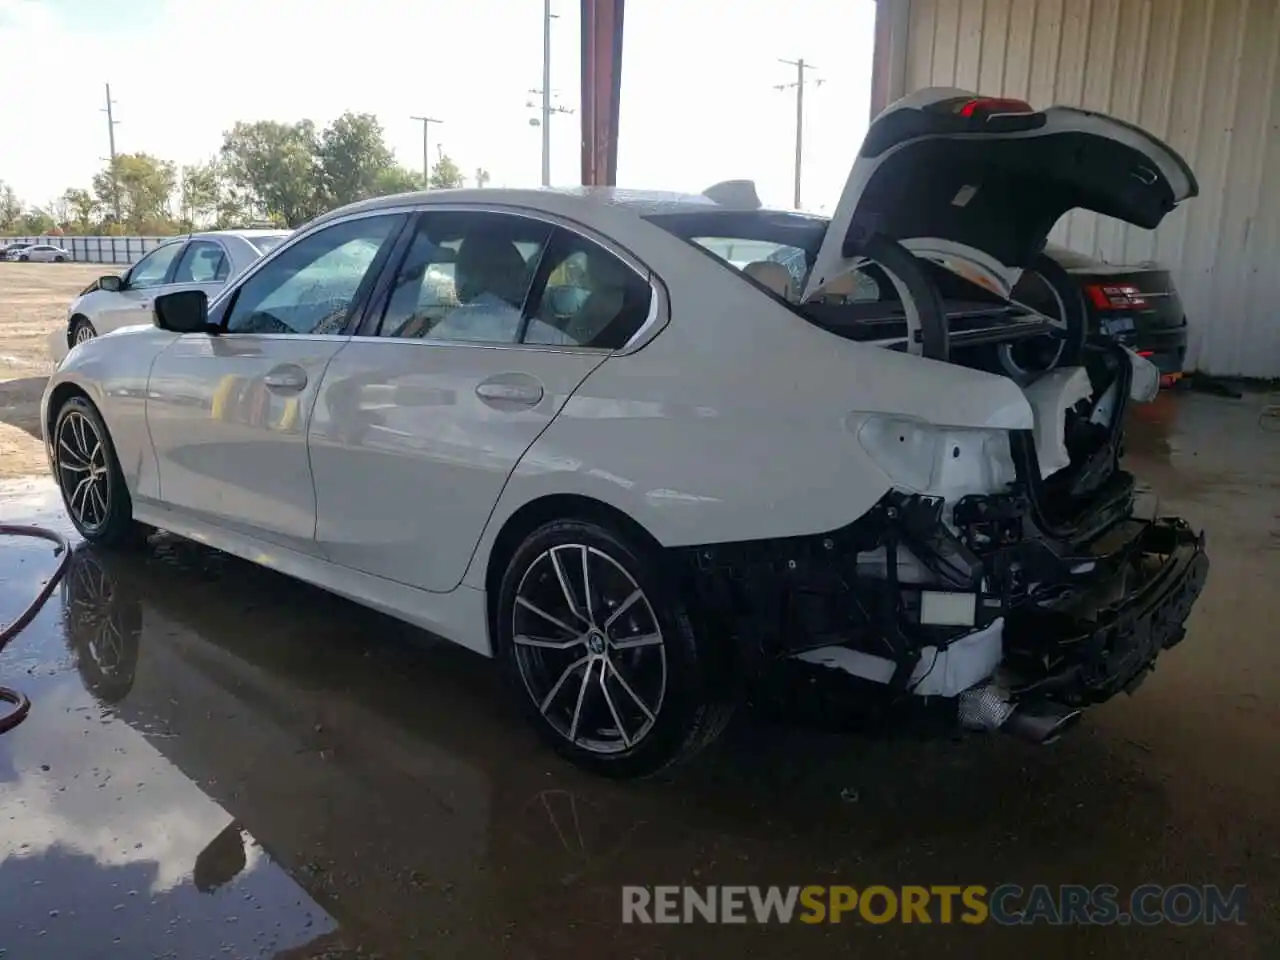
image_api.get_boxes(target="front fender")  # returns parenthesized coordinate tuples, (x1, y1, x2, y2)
(43, 329, 178, 501)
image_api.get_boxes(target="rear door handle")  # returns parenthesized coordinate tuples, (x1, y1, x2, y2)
(263, 366, 308, 392)
(476, 377, 543, 406)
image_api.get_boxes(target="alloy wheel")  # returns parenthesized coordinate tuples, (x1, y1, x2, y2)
(56, 410, 111, 532)
(512, 543, 667, 754)
(74, 324, 95, 345)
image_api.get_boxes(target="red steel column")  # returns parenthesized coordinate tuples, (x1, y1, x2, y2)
(579, 0, 625, 186)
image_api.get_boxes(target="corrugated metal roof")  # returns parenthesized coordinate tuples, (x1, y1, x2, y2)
(878, 0, 1280, 377)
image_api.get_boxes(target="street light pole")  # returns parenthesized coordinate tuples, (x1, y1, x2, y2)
(410, 115, 443, 188)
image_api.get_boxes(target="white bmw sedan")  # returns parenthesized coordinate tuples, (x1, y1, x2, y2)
(48, 229, 290, 362)
(42, 89, 1209, 776)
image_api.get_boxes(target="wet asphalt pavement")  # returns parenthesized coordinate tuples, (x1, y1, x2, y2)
(0, 389, 1277, 959)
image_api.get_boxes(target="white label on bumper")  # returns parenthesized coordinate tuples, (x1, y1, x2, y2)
(920, 591, 977, 627)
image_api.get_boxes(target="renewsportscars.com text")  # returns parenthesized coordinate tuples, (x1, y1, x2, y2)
(621, 884, 1247, 926)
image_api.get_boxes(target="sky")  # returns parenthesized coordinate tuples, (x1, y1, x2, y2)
(0, 0, 877, 215)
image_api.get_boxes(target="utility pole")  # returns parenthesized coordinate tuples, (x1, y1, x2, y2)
(526, 1, 573, 185)
(102, 83, 121, 223)
(410, 116, 443, 188)
(775, 58, 822, 209)
(542, 0, 552, 186)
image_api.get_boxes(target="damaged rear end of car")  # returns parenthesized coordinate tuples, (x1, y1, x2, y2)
(661, 88, 1210, 744)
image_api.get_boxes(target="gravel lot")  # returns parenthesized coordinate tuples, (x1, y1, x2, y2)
(0, 261, 107, 477)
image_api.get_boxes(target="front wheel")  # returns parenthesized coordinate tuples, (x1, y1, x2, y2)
(495, 518, 733, 778)
(54, 255, 66, 263)
(52, 396, 147, 548)
(70, 316, 97, 346)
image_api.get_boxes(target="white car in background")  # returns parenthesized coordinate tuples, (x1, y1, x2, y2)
(13, 242, 71, 262)
(42, 89, 1209, 777)
(48, 229, 290, 362)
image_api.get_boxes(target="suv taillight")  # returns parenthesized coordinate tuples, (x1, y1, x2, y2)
(1085, 283, 1148, 310)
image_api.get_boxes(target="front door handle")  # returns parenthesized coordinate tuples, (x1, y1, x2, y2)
(476, 377, 543, 406)
(263, 366, 308, 392)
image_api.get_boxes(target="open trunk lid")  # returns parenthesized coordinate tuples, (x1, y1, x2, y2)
(801, 88, 1198, 303)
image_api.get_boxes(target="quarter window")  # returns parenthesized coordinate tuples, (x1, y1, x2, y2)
(225, 214, 402, 335)
(126, 243, 183, 289)
(378, 212, 552, 344)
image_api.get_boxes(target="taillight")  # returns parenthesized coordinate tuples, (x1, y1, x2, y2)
(956, 97, 1034, 118)
(1085, 283, 1149, 310)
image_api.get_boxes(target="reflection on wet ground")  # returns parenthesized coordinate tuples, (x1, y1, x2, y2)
(1, 392, 1278, 959)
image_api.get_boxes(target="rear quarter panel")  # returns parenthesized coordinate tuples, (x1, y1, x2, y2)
(460, 225, 1033, 590)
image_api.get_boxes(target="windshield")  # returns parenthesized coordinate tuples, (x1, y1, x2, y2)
(250, 234, 291, 255)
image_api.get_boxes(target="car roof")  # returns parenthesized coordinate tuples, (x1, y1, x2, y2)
(307, 186, 805, 231)
(189, 228, 291, 240)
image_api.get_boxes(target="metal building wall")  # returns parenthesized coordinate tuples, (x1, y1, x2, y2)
(875, 0, 1280, 378)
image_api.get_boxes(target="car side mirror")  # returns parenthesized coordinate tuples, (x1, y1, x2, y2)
(99, 275, 123, 293)
(154, 290, 213, 334)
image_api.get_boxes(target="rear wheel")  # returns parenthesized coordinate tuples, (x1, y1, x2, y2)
(52, 396, 147, 548)
(496, 518, 733, 778)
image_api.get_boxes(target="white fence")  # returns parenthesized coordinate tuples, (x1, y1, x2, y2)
(2, 235, 171, 265)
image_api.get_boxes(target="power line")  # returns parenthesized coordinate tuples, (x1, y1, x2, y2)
(101, 83, 121, 222)
(409, 116, 443, 188)
(775, 58, 823, 210)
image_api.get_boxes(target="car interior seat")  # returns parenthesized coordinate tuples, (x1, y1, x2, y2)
(742, 260, 794, 300)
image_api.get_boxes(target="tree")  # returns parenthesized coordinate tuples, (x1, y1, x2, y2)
(18, 208, 54, 235)
(220, 120, 322, 227)
(317, 111, 395, 207)
(92, 153, 176, 232)
(429, 152, 465, 189)
(179, 160, 222, 229)
(373, 165, 424, 197)
(475, 167, 491, 188)
(62, 189, 97, 233)
(0, 182, 21, 231)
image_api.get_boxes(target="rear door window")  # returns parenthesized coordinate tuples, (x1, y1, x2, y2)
(523, 230, 652, 348)
(377, 211, 552, 344)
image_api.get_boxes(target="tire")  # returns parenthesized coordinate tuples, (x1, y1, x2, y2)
(1000, 252, 1089, 383)
(18, 255, 28, 262)
(70, 316, 97, 346)
(54, 255, 66, 263)
(51, 395, 147, 549)
(495, 518, 734, 778)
